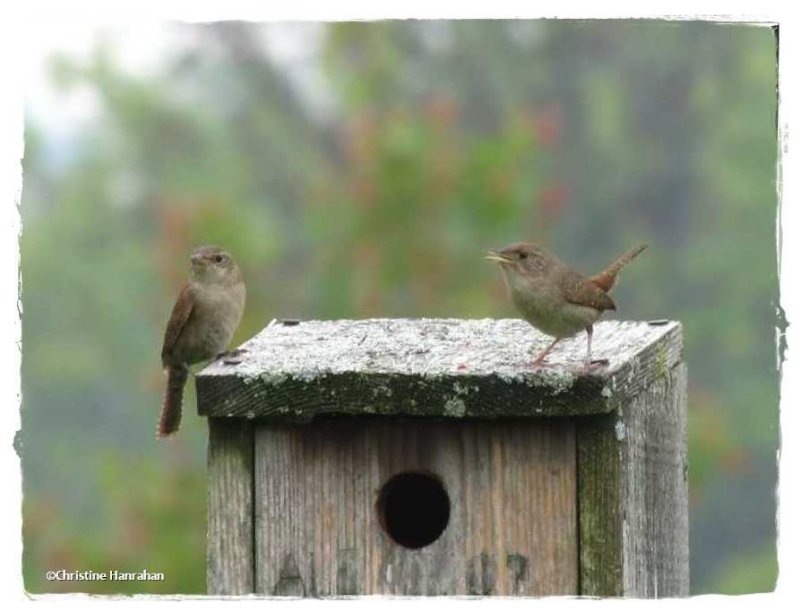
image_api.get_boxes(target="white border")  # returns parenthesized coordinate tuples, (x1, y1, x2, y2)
(2, 2, 796, 610)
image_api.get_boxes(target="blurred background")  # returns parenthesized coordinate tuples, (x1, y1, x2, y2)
(20, 20, 779, 594)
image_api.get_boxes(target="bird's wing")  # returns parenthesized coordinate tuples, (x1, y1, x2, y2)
(161, 284, 196, 365)
(559, 267, 617, 312)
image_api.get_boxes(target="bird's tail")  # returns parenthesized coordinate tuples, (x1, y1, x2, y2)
(157, 365, 188, 439)
(590, 244, 648, 292)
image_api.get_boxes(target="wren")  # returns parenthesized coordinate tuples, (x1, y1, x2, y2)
(158, 245, 246, 438)
(487, 242, 647, 368)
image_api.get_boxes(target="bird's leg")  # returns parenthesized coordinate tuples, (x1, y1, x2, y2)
(585, 325, 593, 365)
(532, 337, 560, 367)
(583, 325, 609, 369)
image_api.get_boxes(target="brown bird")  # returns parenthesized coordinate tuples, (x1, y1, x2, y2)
(158, 245, 246, 438)
(486, 242, 647, 368)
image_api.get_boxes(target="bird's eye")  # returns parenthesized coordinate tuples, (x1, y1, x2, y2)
(519, 252, 528, 260)
(214, 255, 224, 264)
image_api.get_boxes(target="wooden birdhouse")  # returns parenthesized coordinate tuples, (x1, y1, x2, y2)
(196, 318, 688, 597)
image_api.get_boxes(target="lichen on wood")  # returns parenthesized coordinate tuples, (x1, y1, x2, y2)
(196, 318, 682, 421)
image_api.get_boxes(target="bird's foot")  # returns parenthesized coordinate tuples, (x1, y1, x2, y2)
(580, 358, 609, 373)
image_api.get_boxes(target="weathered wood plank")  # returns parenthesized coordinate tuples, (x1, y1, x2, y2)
(196, 319, 682, 420)
(577, 361, 689, 597)
(207, 418, 254, 594)
(253, 419, 577, 596)
(576, 415, 624, 596)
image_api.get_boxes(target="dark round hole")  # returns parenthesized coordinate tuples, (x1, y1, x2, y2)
(376, 471, 450, 549)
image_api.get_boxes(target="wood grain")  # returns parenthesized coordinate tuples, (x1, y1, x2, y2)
(577, 361, 689, 597)
(253, 419, 577, 596)
(207, 418, 254, 595)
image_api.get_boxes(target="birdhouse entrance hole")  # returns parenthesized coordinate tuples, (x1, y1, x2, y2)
(376, 471, 450, 549)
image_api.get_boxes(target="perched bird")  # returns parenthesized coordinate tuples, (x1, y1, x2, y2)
(486, 242, 647, 368)
(158, 245, 246, 438)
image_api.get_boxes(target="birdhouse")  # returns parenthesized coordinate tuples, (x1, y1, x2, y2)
(196, 318, 688, 597)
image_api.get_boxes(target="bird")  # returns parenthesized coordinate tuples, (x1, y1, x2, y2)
(486, 242, 647, 368)
(158, 245, 246, 438)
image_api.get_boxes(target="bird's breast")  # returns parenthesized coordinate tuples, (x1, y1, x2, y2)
(507, 275, 600, 338)
(180, 282, 245, 363)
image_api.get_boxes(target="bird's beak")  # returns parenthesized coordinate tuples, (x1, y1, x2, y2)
(485, 250, 512, 264)
(190, 254, 204, 265)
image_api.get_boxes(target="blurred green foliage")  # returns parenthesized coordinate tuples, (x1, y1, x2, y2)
(706, 542, 778, 595)
(21, 21, 778, 594)
(23, 454, 206, 594)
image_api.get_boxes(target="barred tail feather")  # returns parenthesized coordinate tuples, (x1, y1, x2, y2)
(157, 366, 188, 439)
(590, 243, 648, 292)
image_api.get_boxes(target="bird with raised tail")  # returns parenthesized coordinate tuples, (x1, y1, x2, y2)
(486, 242, 647, 369)
(158, 245, 246, 438)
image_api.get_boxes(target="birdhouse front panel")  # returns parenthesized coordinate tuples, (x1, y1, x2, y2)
(253, 419, 577, 596)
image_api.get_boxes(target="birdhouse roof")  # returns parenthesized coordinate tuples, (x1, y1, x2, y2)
(196, 318, 681, 422)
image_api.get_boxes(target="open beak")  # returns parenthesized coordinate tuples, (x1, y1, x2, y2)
(485, 250, 512, 264)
